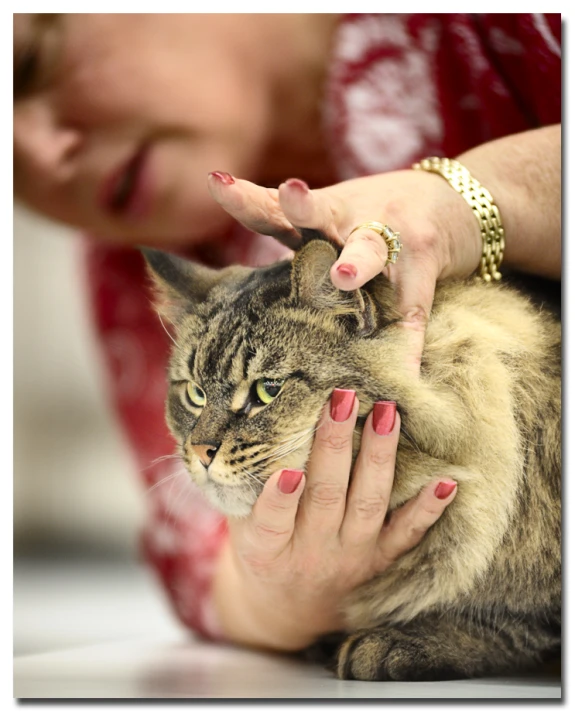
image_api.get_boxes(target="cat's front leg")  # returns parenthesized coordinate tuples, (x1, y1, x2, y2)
(336, 610, 560, 681)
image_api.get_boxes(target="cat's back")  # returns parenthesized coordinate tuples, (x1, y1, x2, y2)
(415, 276, 560, 507)
(429, 279, 560, 362)
(426, 278, 560, 602)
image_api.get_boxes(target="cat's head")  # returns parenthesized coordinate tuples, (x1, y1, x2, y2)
(144, 231, 400, 516)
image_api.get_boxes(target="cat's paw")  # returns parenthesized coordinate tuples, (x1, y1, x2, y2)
(336, 628, 433, 681)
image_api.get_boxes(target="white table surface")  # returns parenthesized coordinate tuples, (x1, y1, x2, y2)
(13, 559, 561, 699)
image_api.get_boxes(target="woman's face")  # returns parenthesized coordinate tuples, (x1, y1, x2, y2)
(13, 14, 271, 245)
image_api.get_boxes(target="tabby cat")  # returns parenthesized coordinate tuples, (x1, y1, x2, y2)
(143, 230, 561, 682)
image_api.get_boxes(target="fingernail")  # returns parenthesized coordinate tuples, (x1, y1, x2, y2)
(336, 263, 357, 279)
(208, 171, 235, 185)
(278, 469, 303, 494)
(331, 388, 356, 422)
(434, 481, 457, 500)
(284, 178, 309, 192)
(372, 401, 396, 436)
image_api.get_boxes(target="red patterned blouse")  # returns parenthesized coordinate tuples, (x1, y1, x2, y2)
(83, 14, 560, 639)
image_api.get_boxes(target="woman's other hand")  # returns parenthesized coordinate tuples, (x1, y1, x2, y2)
(212, 389, 457, 651)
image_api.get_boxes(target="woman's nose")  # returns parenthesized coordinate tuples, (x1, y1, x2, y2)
(14, 99, 82, 181)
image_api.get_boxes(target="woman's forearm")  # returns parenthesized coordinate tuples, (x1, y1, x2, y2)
(456, 124, 561, 279)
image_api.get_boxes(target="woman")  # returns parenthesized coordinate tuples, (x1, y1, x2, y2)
(13, 13, 561, 649)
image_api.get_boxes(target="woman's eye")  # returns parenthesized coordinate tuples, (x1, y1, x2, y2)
(14, 45, 40, 97)
(255, 378, 285, 405)
(185, 382, 206, 408)
(14, 15, 62, 100)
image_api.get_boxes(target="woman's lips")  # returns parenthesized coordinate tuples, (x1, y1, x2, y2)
(100, 145, 152, 219)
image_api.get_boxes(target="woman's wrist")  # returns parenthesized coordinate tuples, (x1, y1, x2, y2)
(455, 125, 561, 280)
(212, 537, 332, 652)
(413, 158, 504, 282)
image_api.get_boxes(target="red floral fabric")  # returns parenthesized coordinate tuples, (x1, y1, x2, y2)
(84, 13, 560, 639)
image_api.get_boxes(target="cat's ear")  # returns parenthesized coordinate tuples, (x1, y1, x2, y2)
(141, 248, 222, 325)
(290, 238, 379, 337)
(290, 238, 338, 304)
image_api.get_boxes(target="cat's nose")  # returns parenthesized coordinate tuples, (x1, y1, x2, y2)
(191, 442, 221, 468)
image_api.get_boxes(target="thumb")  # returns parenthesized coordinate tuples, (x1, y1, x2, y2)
(230, 469, 305, 558)
(394, 260, 437, 376)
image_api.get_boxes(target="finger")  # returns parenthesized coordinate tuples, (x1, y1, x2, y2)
(231, 468, 306, 558)
(340, 403, 399, 547)
(296, 389, 359, 538)
(393, 257, 437, 375)
(374, 478, 457, 570)
(207, 172, 301, 249)
(277, 179, 344, 245)
(331, 227, 390, 290)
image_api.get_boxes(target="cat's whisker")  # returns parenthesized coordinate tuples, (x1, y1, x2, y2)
(256, 421, 322, 468)
(164, 469, 196, 526)
(243, 473, 265, 495)
(146, 465, 194, 528)
(233, 465, 261, 500)
(237, 464, 262, 486)
(261, 429, 317, 469)
(157, 311, 179, 348)
(259, 435, 312, 466)
(146, 468, 188, 494)
(263, 426, 316, 456)
(144, 452, 181, 471)
(165, 468, 185, 523)
(262, 428, 312, 454)
(168, 483, 197, 529)
(243, 478, 259, 498)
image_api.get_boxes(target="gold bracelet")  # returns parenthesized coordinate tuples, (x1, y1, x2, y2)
(412, 156, 505, 282)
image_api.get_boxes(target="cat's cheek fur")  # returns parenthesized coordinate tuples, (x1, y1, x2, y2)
(187, 440, 313, 516)
(189, 454, 259, 516)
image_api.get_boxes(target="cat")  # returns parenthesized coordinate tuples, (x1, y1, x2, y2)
(143, 229, 561, 682)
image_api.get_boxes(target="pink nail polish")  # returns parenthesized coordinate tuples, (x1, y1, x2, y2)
(434, 481, 457, 500)
(284, 178, 309, 192)
(372, 401, 396, 435)
(331, 389, 356, 422)
(208, 171, 235, 185)
(336, 263, 358, 279)
(278, 469, 303, 494)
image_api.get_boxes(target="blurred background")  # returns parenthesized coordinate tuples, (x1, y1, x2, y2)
(14, 204, 182, 656)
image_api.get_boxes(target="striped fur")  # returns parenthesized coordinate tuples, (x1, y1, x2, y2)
(144, 235, 561, 681)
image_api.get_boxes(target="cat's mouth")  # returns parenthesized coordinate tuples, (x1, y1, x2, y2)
(203, 478, 261, 518)
(184, 421, 321, 517)
(189, 441, 313, 517)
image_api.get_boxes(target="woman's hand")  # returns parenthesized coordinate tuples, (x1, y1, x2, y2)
(207, 169, 482, 374)
(208, 127, 561, 373)
(213, 389, 457, 651)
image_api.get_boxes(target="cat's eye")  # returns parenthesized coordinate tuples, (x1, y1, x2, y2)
(186, 381, 206, 408)
(255, 378, 285, 405)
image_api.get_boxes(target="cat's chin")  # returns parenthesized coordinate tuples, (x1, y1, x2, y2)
(202, 481, 256, 518)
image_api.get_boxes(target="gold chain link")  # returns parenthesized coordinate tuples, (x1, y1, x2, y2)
(412, 157, 505, 282)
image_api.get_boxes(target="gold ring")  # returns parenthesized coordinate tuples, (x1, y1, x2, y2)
(349, 221, 403, 266)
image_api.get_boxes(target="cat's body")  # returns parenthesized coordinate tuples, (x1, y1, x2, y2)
(144, 232, 561, 681)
